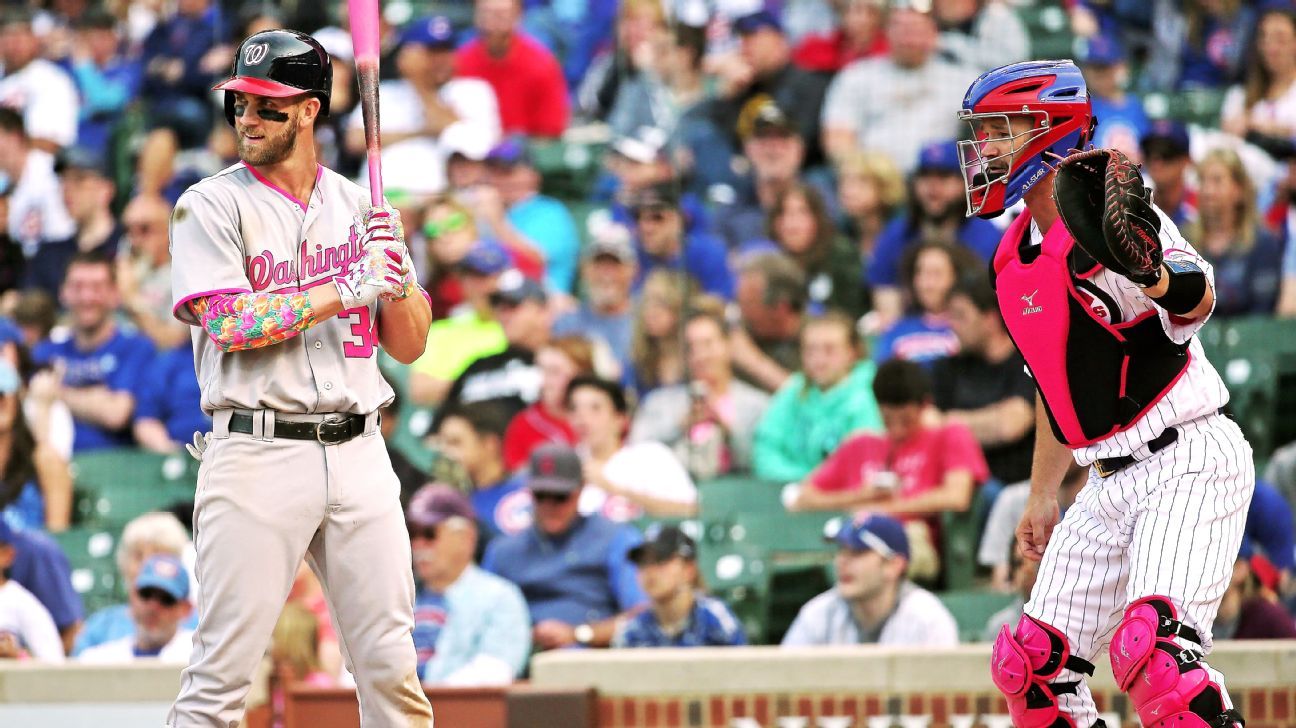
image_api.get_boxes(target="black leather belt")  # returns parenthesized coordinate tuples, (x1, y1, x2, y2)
(228, 412, 366, 445)
(1093, 427, 1178, 478)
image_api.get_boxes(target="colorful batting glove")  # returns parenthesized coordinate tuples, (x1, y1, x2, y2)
(335, 240, 404, 310)
(379, 244, 418, 302)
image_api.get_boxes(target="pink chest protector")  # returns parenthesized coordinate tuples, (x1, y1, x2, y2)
(991, 214, 1190, 448)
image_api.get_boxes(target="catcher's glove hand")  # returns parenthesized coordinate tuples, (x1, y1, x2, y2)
(1053, 148, 1163, 287)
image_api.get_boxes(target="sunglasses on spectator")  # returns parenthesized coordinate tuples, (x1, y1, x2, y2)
(137, 587, 178, 608)
(632, 206, 671, 223)
(532, 491, 573, 504)
(423, 211, 470, 240)
(408, 523, 438, 541)
(488, 294, 522, 310)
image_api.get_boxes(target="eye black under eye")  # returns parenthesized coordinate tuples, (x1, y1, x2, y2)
(257, 108, 289, 122)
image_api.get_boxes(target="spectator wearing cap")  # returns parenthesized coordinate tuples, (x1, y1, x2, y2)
(118, 193, 188, 350)
(630, 306, 770, 478)
(408, 237, 511, 407)
(753, 311, 882, 483)
(933, 0, 1029, 72)
(787, 359, 989, 581)
(615, 524, 745, 648)
(21, 146, 122, 299)
(437, 272, 549, 425)
(1239, 480, 1296, 604)
(598, 127, 715, 239)
(821, 5, 976, 173)
(1141, 120, 1197, 229)
(1222, 7, 1296, 144)
(346, 16, 501, 197)
(0, 355, 73, 532)
(793, 0, 889, 74)
(1080, 33, 1150, 163)
(80, 554, 195, 662)
(435, 402, 531, 544)
(934, 273, 1036, 486)
(0, 8, 80, 153)
(75, 511, 193, 656)
(65, 9, 143, 154)
(501, 336, 595, 472)
(567, 376, 697, 521)
(406, 484, 531, 684)
(708, 10, 830, 167)
(483, 445, 647, 650)
(1214, 548, 1296, 640)
(0, 108, 76, 260)
(455, 0, 569, 138)
(553, 236, 638, 373)
(868, 139, 1000, 325)
(729, 251, 807, 392)
(133, 0, 226, 196)
(0, 519, 64, 661)
(781, 513, 958, 647)
(32, 252, 156, 452)
(628, 182, 734, 300)
(473, 137, 580, 294)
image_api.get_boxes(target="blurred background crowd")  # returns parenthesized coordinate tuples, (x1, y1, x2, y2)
(0, 0, 1295, 716)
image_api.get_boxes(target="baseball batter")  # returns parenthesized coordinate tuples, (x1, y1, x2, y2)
(962, 62, 1254, 728)
(166, 31, 434, 726)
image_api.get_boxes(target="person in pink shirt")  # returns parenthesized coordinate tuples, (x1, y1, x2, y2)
(787, 357, 989, 577)
(455, 0, 569, 138)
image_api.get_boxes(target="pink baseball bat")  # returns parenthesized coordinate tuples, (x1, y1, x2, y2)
(348, 0, 384, 207)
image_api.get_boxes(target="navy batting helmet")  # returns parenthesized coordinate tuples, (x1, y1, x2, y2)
(213, 30, 332, 126)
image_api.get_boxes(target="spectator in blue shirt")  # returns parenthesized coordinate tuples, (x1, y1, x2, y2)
(1079, 33, 1149, 162)
(614, 523, 746, 648)
(435, 402, 532, 544)
(483, 444, 647, 650)
(64, 10, 142, 154)
(406, 484, 530, 684)
(475, 138, 580, 294)
(873, 240, 976, 367)
(553, 235, 637, 375)
(32, 252, 156, 452)
(868, 140, 1000, 325)
(629, 182, 734, 300)
(1, 518, 83, 654)
(132, 342, 210, 454)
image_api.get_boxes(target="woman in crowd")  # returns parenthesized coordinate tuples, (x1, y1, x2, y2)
(501, 336, 596, 471)
(752, 311, 882, 483)
(873, 240, 977, 366)
(420, 195, 541, 320)
(567, 376, 697, 521)
(0, 358, 71, 532)
(835, 150, 905, 264)
(1184, 148, 1284, 317)
(628, 270, 693, 396)
(1222, 7, 1296, 142)
(606, 23, 712, 140)
(767, 183, 868, 318)
(577, 0, 667, 123)
(268, 603, 335, 728)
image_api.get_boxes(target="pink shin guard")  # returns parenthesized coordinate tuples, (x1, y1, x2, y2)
(1109, 596, 1242, 728)
(992, 616, 1092, 728)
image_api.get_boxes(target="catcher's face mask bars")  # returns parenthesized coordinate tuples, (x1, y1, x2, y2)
(957, 109, 1053, 217)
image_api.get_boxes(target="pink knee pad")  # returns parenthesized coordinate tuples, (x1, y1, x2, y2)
(991, 615, 1093, 728)
(1109, 596, 1243, 728)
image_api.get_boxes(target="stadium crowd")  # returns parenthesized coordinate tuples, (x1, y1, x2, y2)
(0, 0, 1295, 714)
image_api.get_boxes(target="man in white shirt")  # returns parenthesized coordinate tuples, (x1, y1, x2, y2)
(0, 8, 79, 152)
(79, 554, 194, 663)
(0, 108, 75, 258)
(0, 521, 65, 661)
(781, 513, 959, 647)
(347, 15, 500, 196)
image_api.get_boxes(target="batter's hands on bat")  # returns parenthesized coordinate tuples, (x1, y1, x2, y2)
(359, 205, 417, 302)
(335, 241, 404, 310)
(1016, 494, 1060, 562)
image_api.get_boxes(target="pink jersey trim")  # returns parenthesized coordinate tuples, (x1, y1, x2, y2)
(173, 287, 252, 323)
(242, 162, 323, 213)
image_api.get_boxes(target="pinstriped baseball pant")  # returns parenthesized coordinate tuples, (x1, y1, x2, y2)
(1024, 413, 1254, 727)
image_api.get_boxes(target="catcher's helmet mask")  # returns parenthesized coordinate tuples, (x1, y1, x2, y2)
(213, 29, 333, 126)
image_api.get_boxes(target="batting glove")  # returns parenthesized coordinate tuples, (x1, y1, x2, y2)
(334, 241, 404, 310)
(380, 245, 419, 302)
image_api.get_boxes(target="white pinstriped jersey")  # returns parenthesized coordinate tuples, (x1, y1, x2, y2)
(1025, 205, 1230, 464)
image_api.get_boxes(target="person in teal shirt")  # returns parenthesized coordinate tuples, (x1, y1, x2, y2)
(753, 311, 882, 482)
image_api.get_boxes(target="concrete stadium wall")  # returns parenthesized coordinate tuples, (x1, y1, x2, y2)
(531, 642, 1296, 728)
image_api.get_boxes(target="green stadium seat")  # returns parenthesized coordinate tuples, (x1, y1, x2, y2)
(698, 476, 786, 521)
(940, 589, 1018, 643)
(72, 449, 197, 528)
(51, 526, 122, 613)
(1204, 317, 1296, 462)
(1017, 3, 1074, 60)
(942, 481, 1002, 591)
(697, 539, 772, 644)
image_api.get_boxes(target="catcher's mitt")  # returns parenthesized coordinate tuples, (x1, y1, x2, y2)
(1053, 148, 1163, 287)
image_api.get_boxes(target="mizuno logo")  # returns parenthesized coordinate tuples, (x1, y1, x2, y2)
(1021, 289, 1043, 315)
(1021, 290, 1038, 306)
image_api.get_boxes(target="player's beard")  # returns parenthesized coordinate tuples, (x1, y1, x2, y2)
(237, 115, 298, 166)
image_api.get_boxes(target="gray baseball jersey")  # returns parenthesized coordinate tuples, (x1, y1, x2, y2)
(170, 162, 394, 415)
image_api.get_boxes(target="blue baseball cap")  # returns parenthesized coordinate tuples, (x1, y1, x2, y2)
(733, 10, 783, 36)
(485, 137, 531, 167)
(1141, 119, 1190, 159)
(1076, 33, 1125, 66)
(135, 554, 190, 601)
(829, 513, 910, 560)
(400, 15, 456, 50)
(460, 240, 511, 276)
(914, 140, 961, 176)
